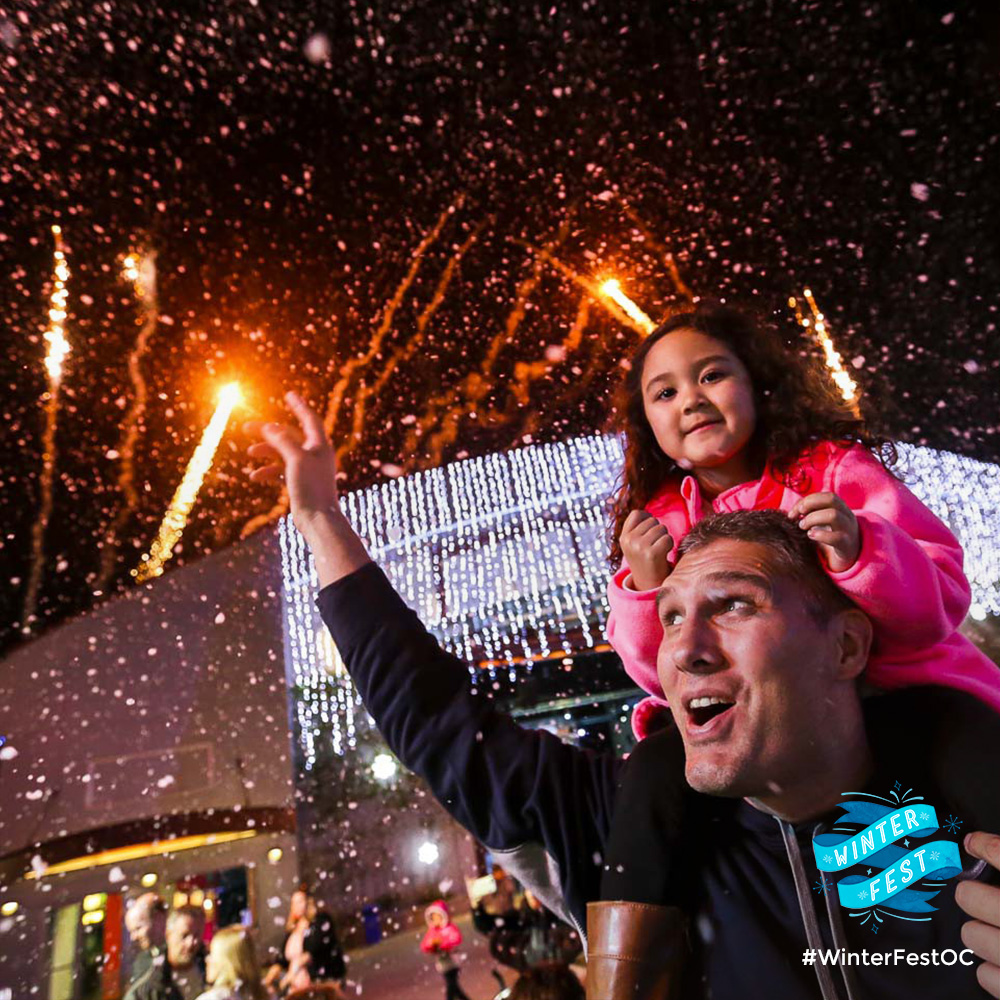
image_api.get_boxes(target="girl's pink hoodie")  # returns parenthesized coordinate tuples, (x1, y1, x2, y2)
(420, 900, 462, 954)
(607, 441, 1000, 739)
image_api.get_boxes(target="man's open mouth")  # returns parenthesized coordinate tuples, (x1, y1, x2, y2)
(688, 695, 736, 728)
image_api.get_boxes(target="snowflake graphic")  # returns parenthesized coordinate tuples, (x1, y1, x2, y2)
(813, 876, 832, 896)
(858, 889, 869, 900)
(919, 810, 931, 822)
(943, 814, 963, 835)
(930, 851, 941, 862)
(823, 853, 833, 865)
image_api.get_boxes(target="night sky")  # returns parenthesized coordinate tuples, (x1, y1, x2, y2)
(2, 0, 998, 653)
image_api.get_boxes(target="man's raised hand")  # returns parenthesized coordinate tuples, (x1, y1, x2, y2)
(245, 391, 340, 534)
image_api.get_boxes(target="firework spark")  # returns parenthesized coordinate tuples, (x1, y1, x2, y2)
(324, 196, 463, 438)
(790, 289, 859, 406)
(98, 251, 159, 592)
(405, 223, 569, 468)
(507, 296, 592, 410)
(21, 226, 70, 633)
(618, 201, 696, 304)
(518, 240, 651, 336)
(599, 279, 656, 334)
(335, 224, 481, 467)
(240, 199, 463, 539)
(133, 383, 242, 583)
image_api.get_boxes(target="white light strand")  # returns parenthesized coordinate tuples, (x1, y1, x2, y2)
(279, 437, 1000, 761)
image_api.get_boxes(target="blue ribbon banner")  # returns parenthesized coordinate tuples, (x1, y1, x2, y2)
(814, 803, 939, 872)
(834, 841, 961, 909)
(812, 801, 963, 912)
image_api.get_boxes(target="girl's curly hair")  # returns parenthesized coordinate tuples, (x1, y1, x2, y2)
(608, 304, 896, 567)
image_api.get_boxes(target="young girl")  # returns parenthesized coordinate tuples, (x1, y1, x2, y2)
(420, 900, 472, 1000)
(196, 925, 267, 1000)
(606, 304, 1000, 739)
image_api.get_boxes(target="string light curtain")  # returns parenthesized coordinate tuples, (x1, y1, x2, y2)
(279, 438, 1000, 766)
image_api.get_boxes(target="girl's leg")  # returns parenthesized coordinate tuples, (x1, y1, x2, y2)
(445, 968, 472, 1000)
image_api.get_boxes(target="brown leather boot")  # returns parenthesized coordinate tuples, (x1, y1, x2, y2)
(586, 900, 688, 1000)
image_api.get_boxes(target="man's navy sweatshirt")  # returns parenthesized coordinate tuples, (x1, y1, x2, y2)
(318, 562, 1000, 1000)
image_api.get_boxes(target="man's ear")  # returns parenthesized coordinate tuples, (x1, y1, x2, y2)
(834, 608, 873, 681)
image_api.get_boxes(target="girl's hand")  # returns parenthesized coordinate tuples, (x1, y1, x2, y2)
(788, 492, 861, 573)
(620, 510, 674, 591)
(245, 392, 340, 534)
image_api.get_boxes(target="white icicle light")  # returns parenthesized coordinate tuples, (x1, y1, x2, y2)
(279, 436, 1000, 765)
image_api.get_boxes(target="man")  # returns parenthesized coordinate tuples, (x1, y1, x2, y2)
(247, 392, 1000, 999)
(124, 906, 206, 1000)
(124, 893, 167, 983)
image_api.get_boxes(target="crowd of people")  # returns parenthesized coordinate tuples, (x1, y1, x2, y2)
(121, 889, 346, 1000)
(245, 303, 1000, 999)
(122, 878, 585, 1000)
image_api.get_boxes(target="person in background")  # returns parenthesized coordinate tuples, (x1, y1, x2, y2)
(265, 889, 346, 995)
(508, 963, 584, 1000)
(195, 925, 266, 1000)
(125, 906, 206, 1000)
(421, 900, 472, 1000)
(517, 891, 581, 972)
(125, 893, 168, 983)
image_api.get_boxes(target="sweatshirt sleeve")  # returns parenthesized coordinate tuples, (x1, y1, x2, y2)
(825, 445, 971, 647)
(605, 561, 664, 698)
(316, 562, 619, 917)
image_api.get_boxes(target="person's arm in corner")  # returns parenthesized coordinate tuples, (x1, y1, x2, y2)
(246, 392, 619, 921)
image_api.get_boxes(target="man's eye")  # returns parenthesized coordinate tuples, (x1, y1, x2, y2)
(661, 610, 683, 626)
(721, 598, 753, 614)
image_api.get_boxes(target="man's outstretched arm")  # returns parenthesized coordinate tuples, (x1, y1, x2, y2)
(246, 392, 618, 929)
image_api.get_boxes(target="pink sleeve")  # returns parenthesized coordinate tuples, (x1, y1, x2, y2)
(606, 560, 665, 698)
(439, 924, 462, 951)
(826, 446, 971, 647)
(420, 929, 438, 954)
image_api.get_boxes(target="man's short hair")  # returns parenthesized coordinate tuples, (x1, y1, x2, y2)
(125, 892, 166, 926)
(166, 905, 204, 932)
(676, 509, 857, 622)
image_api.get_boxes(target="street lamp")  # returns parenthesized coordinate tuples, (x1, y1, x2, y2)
(417, 841, 440, 865)
(371, 753, 398, 782)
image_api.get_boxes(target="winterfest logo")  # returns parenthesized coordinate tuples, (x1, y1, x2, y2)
(812, 783, 964, 930)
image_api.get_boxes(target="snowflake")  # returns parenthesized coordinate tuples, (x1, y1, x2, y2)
(930, 851, 941, 862)
(919, 811, 931, 822)
(943, 814, 963, 835)
(858, 889, 869, 900)
(823, 853, 834, 865)
(813, 876, 832, 896)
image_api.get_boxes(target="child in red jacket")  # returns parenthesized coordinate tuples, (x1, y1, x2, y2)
(421, 900, 472, 1000)
(607, 304, 1000, 738)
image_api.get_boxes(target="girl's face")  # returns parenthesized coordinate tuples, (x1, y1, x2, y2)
(640, 329, 756, 475)
(428, 911, 445, 928)
(289, 890, 308, 920)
